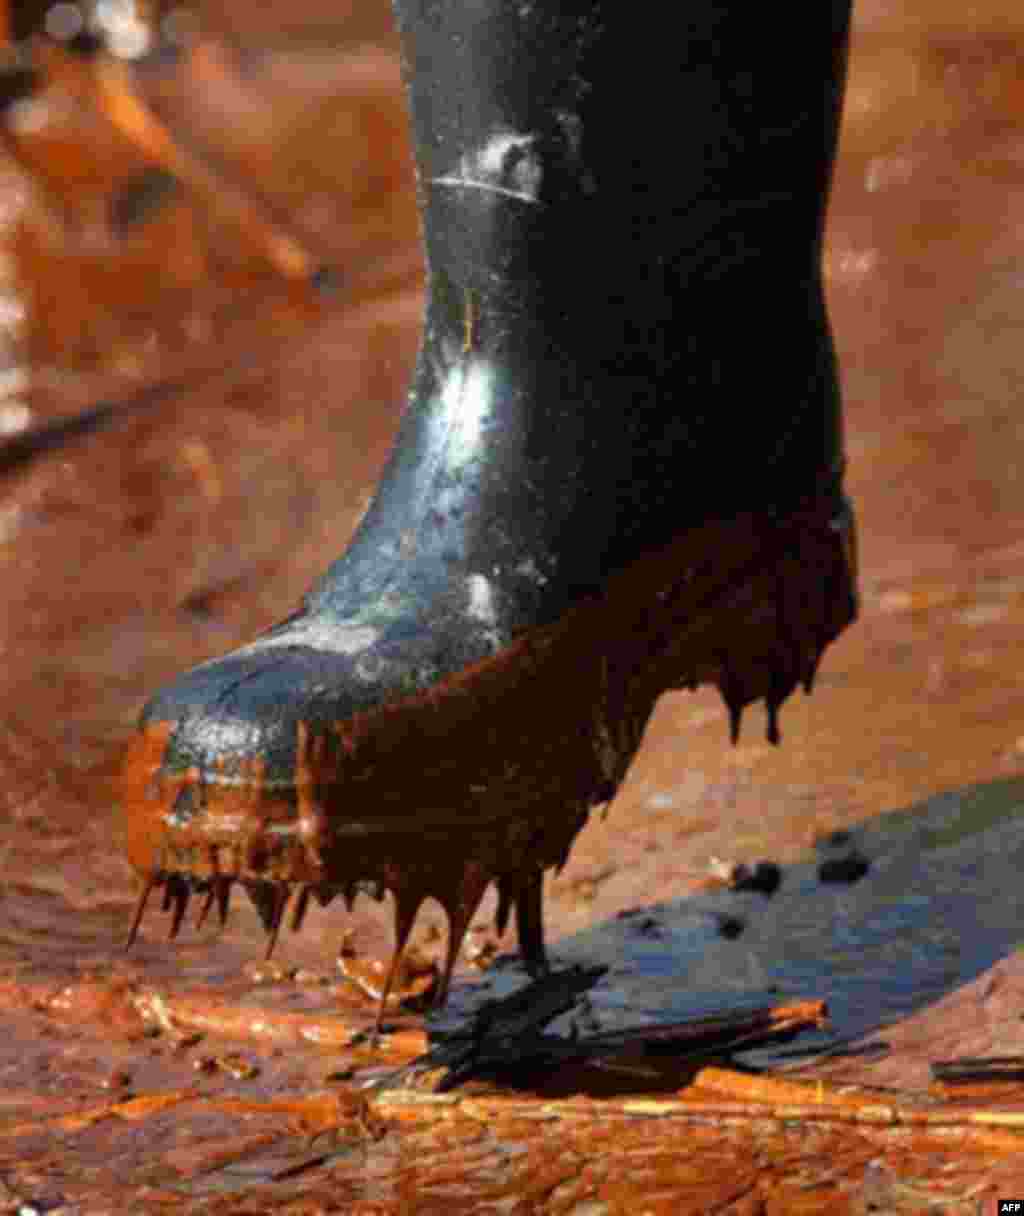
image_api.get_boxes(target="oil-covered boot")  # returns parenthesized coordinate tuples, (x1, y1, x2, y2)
(122, 0, 857, 1021)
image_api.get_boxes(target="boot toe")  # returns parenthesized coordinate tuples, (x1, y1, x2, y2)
(124, 634, 392, 897)
(139, 603, 484, 783)
(142, 644, 352, 786)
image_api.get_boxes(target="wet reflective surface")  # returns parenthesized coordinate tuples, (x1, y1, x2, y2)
(4, 0, 1024, 1209)
(538, 778, 1024, 1062)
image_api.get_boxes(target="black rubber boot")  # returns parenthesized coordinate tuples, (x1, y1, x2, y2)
(123, 0, 857, 1020)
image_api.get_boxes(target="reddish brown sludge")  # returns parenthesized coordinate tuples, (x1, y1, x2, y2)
(122, 497, 855, 1026)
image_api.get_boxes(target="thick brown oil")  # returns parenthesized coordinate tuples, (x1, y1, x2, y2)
(2, 2, 1024, 1208)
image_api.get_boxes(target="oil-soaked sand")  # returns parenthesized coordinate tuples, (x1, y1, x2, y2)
(3, 0, 1024, 1209)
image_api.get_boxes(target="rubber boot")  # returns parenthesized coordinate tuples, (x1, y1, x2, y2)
(122, 0, 857, 1020)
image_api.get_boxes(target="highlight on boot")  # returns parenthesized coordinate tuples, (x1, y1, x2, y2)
(121, 0, 858, 1031)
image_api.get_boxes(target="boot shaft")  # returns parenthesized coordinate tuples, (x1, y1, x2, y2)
(398, 0, 850, 337)
(313, 1, 853, 620)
